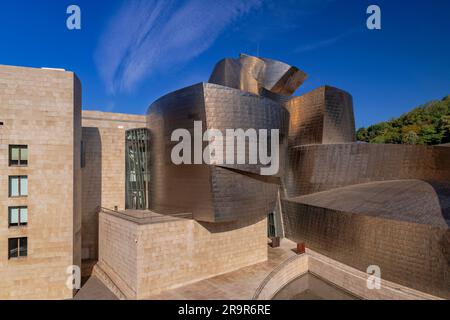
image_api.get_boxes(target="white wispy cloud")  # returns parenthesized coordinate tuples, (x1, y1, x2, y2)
(294, 29, 358, 53)
(95, 0, 263, 94)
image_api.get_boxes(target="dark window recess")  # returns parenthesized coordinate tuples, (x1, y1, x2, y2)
(268, 212, 277, 238)
(9, 145, 28, 166)
(125, 128, 150, 210)
(81, 141, 86, 168)
(0, 122, 4, 126)
(8, 237, 28, 259)
(187, 113, 200, 120)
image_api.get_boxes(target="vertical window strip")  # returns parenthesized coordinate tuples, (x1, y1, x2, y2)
(125, 129, 150, 210)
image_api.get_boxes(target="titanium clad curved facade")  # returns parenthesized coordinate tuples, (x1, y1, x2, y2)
(147, 83, 214, 220)
(282, 180, 450, 299)
(147, 83, 285, 222)
(209, 58, 261, 95)
(285, 86, 356, 147)
(210, 167, 279, 222)
(209, 54, 307, 97)
(203, 83, 290, 177)
(259, 56, 307, 96)
(283, 143, 450, 198)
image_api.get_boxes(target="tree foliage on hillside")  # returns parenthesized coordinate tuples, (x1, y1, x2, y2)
(357, 95, 450, 145)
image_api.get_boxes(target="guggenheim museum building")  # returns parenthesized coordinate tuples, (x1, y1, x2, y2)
(0, 54, 448, 300)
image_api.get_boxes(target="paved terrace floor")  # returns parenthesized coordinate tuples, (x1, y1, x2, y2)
(147, 239, 297, 300)
(74, 276, 119, 300)
(75, 239, 298, 300)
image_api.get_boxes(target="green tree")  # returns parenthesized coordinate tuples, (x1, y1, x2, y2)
(357, 95, 450, 145)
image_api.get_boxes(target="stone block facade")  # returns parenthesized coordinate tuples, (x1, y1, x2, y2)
(0, 65, 81, 299)
(81, 111, 147, 261)
(98, 210, 267, 299)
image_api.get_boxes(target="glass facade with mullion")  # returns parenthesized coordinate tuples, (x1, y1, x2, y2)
(9, 176, 28, 197)
(8, 206, 28, 227)
(8, 237, 28, 259)
(9, 145, 28, 166)
(125, 128, 150, 210)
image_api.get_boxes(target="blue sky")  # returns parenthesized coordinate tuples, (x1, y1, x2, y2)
(1, 0, 449, 128)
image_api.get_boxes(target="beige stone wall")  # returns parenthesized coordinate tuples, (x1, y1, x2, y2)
(306, 249, 441, 300)
(98, 210, 268, 299)
(255, 253, 309, 300)
(81, 111, 147, 261)
(0, 65, 81, 299)
(73, 77, 82, 281)
(98, 212, 138, 297)
(254, 249, 441, 300)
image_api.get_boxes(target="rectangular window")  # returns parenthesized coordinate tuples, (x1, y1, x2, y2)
(81, 140, 86, 168)
(9, 145, 28, 166)
(268, 212, 276, 238)
(8, 207, 28, 227)
(9, 176, 28, 197)
(8, 237, 27, 259)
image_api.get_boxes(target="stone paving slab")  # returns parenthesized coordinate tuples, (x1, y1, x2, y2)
(74, 276, 118, 300)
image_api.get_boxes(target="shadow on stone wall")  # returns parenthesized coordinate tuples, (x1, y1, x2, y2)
(81, 127, 102, 271)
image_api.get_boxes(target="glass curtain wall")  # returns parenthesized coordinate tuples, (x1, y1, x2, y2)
(125, 128, 150, 210)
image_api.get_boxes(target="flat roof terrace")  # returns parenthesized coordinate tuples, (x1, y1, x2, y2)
(75, 238, 298, 300)
(100, 208, 193, 225)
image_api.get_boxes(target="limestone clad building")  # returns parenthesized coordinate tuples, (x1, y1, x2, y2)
(0, 54, 449, 300)
(0, 66, 81, 299)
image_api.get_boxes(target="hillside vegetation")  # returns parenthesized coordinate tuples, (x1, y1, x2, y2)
(357, 95, 450, 145)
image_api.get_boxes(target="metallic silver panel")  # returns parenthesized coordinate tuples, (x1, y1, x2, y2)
(283, 143, 450, 198)
(209, 54, 307, 97)
(285, 86, 356, 147)
(282, 180, 450, 298)
(147, 83, 284, 222)
(203, 83, 290, 177)
(147, 84, 215, 221)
